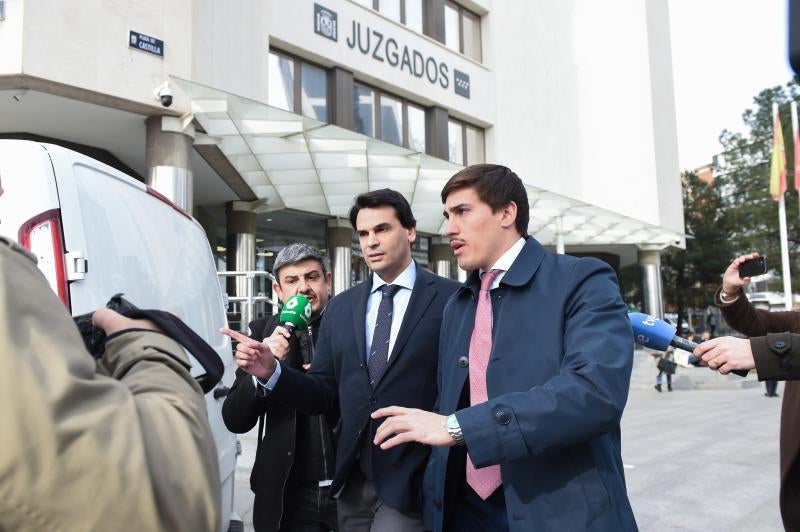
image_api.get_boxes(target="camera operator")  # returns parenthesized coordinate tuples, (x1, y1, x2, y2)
(0, 235, 220, 532)
(694, 252, 800, 530)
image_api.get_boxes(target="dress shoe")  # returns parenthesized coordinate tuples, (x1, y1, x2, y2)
(655, 384, 662, 392)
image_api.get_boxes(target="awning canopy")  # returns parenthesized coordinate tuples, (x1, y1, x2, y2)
(177, 78, 684, 248)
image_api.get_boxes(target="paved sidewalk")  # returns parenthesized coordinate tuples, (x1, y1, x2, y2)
(233, 385, 785, 531)
(623, 386, 783, 531)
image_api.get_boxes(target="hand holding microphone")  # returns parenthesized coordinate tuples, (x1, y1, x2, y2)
(279, 295, 313, 366)
(221, 295, 314, 378)
(628, 312, 749, 377)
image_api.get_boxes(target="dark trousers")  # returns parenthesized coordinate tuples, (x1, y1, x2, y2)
(445, 481, 508, 532)
(766, 380, 779, 396)
(336, 467, 425, 532)
(254, 481, 338, 532)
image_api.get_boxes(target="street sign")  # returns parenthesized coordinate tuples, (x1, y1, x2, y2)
(129, 31, 164, 57)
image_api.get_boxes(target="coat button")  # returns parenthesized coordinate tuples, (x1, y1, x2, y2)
(775, 341, 787, 349)
(495, 410, 511, 425)
(458, 356, 469, 368)
(370, 397, 377, 405)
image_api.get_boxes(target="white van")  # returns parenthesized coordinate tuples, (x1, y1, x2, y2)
(0, 139, 240, 532)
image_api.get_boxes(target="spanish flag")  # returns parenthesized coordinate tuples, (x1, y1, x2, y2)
(770, 104, 787, 200)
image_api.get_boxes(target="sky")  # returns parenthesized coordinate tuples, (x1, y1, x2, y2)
(668, 0, 795, 171)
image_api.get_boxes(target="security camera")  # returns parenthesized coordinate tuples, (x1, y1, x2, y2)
(154, 82, 173, 108)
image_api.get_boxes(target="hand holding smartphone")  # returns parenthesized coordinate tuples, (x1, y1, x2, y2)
(738, 256, 767, 279)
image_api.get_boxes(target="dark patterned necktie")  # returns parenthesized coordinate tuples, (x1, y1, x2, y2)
(368, 284, 402, 388)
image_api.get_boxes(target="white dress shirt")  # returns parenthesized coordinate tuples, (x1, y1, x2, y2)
(365, 259, 416, 361)
(480, 237, 526, 289)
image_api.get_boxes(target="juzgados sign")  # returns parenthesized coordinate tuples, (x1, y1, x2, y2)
(314, 3, 470, 99)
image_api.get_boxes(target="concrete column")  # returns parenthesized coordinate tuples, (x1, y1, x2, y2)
(430, 236, 452, 279)
(145, 116, 195, 213)
(328, 219, 353, 296)
(555, 216, 565, 255)
(638, 248, 664, 320)
(426, 106, 449, 160)
(424, 0, 446, 43)
(195, 206, 217, 249)
(226, 203, 257, 325)
(328, 67, 354, 130)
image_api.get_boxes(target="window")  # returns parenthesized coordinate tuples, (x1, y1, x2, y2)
(353, 83, 427, 152)
(448, 119, 484, 166)
(300, 63, 328, 122)
(407, 104, 426, 153)
(380, 95, 403, 146)
(268, 53, 294, 112)
(444, 4, 460, 52)
(268, 50, 328, 121)
(444, 2, 482, 62)
(360, 0, 425, 34)
(378, 0, 401, 23)
(405, 0, 423, 33)
(353, 84, 375, 137)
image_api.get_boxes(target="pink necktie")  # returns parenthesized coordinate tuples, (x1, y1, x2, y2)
(466, 268, 503, 500)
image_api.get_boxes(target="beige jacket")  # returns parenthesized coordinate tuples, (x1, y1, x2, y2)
(0, 237, 220, 532)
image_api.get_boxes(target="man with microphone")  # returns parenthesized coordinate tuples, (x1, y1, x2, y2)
(222, 243, 338, 532)
(371, 165, 637, 531)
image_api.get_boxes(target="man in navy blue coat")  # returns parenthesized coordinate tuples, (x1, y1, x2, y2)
(373, 165, 637, 531)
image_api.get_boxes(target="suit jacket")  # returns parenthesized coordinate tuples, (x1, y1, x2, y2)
(221, 314, 337, 532)
(715, 287, 800, 531)
(425, 237, 637, 531)
(268, 263, 460, 512)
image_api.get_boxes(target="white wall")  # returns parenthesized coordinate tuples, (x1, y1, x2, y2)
(192, 0, 269, 104)
(0, 0, 24, 75)
(18, 0, 192, 112)
(488, 0, 683, 232)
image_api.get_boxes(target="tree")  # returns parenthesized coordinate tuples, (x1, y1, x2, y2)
(661, 171, 732, 333)
(716, 80, 800, 290)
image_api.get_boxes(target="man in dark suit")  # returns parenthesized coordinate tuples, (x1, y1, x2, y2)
(222, 243, 338, 532)
(223, 189, 460, 531)
(373, 165, 637, 531)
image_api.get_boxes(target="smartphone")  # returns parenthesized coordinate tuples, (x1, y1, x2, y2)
(739, 256, 768, 278)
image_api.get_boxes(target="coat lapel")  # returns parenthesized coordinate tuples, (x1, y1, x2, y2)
(352, 278, 372, 367)
(385, 265, 436, 371)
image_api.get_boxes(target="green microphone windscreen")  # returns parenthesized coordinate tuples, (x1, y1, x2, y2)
(280, 295, 312, 329)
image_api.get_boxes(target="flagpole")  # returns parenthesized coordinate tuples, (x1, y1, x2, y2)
(793, 101, 800, 218)
(774, 103, 793, 310)
(779, 193, 793, 309)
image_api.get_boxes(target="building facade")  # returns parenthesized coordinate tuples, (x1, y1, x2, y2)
(0, 0, 684, 317)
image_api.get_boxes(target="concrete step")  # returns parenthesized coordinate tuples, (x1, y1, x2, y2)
(630, 347, 761, 391)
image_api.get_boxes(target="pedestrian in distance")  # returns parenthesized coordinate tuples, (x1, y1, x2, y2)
(654, 346, 675, 392)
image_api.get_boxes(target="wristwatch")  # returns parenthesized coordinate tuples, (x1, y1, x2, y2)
(444, 414, 465, 445)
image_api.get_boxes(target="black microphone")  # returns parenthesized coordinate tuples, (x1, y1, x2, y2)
(629, 312, 748, 377)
